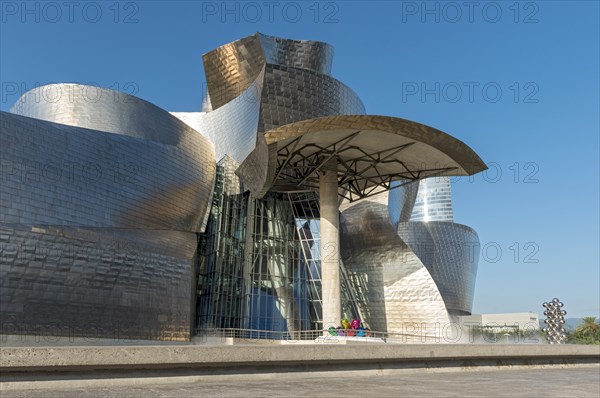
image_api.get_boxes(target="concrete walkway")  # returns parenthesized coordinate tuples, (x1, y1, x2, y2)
(2, 367, 599, 397)
(1, 344, 598, 393)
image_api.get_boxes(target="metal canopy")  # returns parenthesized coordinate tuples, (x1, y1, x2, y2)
(237, 115, 487, 201)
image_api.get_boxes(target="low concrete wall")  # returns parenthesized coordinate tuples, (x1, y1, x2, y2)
(1, 344, 598, 390)
(2, 344, 598, 370)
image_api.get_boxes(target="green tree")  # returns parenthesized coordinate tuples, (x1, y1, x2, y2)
(569, 317, 600, 344)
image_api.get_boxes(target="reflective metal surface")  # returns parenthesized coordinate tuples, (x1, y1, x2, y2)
(202, 34, 265, 110)
(1, 33, 487, 341)
(174, 71, 264, 164)
(340, 193, 451, 333)
(388, 180, 420, 227)
(259, 65, 365, 133)
(7, 87, 216, 231)
(340, 185, 480, 331)
(409, 177, 454, 222)
(396, 221, 480, 315)
(258, 33, 334, 75)
(390, 176, 480, 316)
(196, 32, 372, 333)
(11, 84, 207, 148)
(1, 85, 216, 340)
(195, 32, 364, 164)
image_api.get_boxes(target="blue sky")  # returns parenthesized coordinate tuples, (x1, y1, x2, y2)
(1, 1, 598, 319)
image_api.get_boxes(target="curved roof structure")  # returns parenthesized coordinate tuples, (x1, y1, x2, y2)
(199, 32, 364, 164)
(237, 115, 487, 201)
(11, 83, 208, 148)
(202, 32, 335, 111)
(8, 84, 216, 233)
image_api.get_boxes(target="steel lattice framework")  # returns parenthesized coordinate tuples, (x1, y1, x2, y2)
(272, 132, 460, 201)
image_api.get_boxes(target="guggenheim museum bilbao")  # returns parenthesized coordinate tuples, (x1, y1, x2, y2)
(0, 33, 487, 341)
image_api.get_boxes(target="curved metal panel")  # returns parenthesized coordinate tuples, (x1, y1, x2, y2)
(259, 64, 366, 133)
(202, 33, 362, 165)
(340, 193, 451, 333)
(389, 176, 454, 229)
(410, 177, 454, 222)
(203, 32, 335, 112)
(396, 221, 480, 315)
(198, 69, 264, 163)
(1, 111, 215, 233)
(1, 83, 216, 340)
(174, 82, 265, 165)
(202, 34, 265, 110)
(258, 33, 334, 76)
(388, 180, 420, 229)
(11, 84, 207, 148)
(0, 224, 197, 341)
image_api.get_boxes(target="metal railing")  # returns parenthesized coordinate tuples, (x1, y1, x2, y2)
(193, 328, 444, 343)
(193, 326, 547, 345)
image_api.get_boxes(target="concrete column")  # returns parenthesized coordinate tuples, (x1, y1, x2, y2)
(242, 196, 255, 330)
(266, 198, 296, 337)
(319, 158, 340, 330)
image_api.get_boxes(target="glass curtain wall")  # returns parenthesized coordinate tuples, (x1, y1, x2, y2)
(197, 169, 362, 337)
(196, 157, 247, 330)
(287, 192, 363, 330)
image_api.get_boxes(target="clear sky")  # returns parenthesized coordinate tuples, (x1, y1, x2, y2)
(1, 1, 598, 319)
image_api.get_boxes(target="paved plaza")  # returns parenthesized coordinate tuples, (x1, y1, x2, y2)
(2, 367, 599, 398)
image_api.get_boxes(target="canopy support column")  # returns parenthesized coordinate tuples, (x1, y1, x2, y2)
(319, 158, 341, 330)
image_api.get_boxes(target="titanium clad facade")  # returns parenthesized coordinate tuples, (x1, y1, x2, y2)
(202, 35, 266, 110)
(1, 224, 198, 340)
(11, 84, 209, 149)
(259, 64, 366, 133)
(199, 80, 262, 163)
(256, 33, 365, 132)
(396, 222, 480, 315)
(1, 85, 216, 340)
(1, 33, 486, 341)
(195, 33, 367, 333)
(388, 176, 480, 316)
(198, 32, 365, 164)
(178, 73, 264, 163)
(7, 85, 216, 232)
(410, 177, 454, 222)
(258, 33, 334, 75)
(340, 193, 451, 334)
(388, 181, 420, 227)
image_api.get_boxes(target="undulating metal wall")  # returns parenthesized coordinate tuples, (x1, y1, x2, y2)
(1, 33, 484, 341)
(258, 64, 366, 133)
(198, 33, 365, 163)
(409, 177, 454, 222)
(388, 176, 480, 316)
(258, 33, 334, 75)
(396, 221, 480, 315)
(1, 84, 216, 340)
(340, 193, 451, 333)
(194, 33, 366, 334)
(197, 33, 482, 335)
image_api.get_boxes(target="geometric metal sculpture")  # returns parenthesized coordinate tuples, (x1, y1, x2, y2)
(542, 298, 567, 344)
